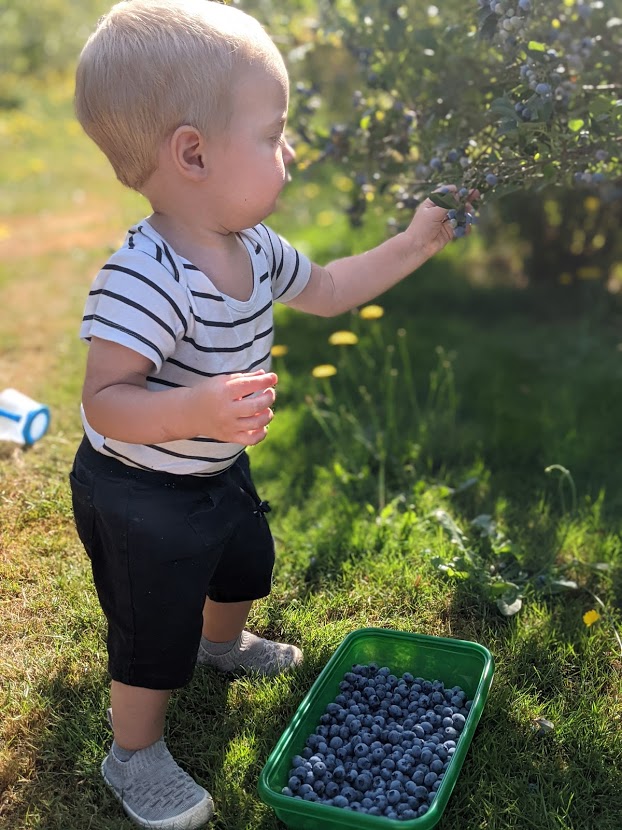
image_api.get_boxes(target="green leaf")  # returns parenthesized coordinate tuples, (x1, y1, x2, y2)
(589, 96, 616, 117)
(428, 193, 458, 210)
(543, 163, 557, 179)
(489, 580, 521, 597)
(491, 96, 518, 119)
(527, 40, 546, 51)
(478, 12, 498, 41)
(497, 119, 519, 137)
(568, 118, 585, 132)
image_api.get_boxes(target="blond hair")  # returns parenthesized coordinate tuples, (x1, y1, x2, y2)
(75, 0, 286, 190)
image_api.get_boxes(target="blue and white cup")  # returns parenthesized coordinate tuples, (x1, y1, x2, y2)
(0, 388, 50, 445)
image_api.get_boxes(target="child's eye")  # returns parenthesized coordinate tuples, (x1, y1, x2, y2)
(272, 134, 285, 145)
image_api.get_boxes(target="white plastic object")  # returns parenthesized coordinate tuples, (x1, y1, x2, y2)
(0, 388, 50, 445)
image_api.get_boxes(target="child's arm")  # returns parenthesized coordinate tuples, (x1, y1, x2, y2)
(82, 337, 277, 445)
(287, 186, 479, 318)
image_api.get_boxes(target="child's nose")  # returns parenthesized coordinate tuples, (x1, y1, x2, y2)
(283, 139, 296, 164)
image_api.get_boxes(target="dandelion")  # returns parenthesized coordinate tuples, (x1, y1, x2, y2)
(312, 364, 337, 378)
(328, 331, 359, 346)
(583, 609, 600, 627)
(271, 344, 288, 358)
(359, 304, 384, 320)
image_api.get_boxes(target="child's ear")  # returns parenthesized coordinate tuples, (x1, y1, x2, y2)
(170, 125, 209, 181)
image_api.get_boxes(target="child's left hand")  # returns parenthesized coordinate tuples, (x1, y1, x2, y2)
(405, 185, 481, 258)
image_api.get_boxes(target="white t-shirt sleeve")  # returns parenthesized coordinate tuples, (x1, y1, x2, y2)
(79, 248, 191, 373)
(255, 223, 312, 304)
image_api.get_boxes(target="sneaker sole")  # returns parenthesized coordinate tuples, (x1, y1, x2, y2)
(101, 760, 214, 830)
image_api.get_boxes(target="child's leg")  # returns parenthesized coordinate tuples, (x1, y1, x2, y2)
(69, 439, 217, 828)
(102, 680, 213, 829)
(110, 681, 171, 750)
(198, 597, 302, 676)
(201, 598, 253, 642)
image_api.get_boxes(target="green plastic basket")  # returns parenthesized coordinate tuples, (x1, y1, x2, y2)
(258, 627, 494, 830)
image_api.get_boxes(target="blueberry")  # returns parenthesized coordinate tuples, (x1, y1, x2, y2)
(453, 713, 466, 730)
(312, 761, 327, 776)
(420, 749, 434, 765)
(387, 788, 401, 805)
(333, 795, 348, 808)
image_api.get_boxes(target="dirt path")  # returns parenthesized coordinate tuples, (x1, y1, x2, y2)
(0, 201, 122, 390)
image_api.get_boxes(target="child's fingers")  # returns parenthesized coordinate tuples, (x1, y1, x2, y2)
(236, 388, 276, 417)
(228, 372, 278, 399)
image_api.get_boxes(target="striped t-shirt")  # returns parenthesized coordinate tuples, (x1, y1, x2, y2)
(79, 218, 312, 475)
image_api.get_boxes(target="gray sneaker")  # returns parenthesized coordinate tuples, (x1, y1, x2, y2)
(197, 630, 303, 676)
(101, 739, 214, 829)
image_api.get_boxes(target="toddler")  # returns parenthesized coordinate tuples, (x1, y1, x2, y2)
(70, 1, 478, 827)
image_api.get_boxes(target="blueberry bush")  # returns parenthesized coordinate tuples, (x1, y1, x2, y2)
(287, 0, 622, 287)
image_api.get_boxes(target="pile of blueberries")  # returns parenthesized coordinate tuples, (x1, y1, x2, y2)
(281, 663, 473, 822)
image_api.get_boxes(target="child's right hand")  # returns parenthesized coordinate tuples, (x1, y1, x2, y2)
(188, 369, 277, 445)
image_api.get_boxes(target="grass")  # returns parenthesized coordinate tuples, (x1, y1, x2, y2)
(1, 76, 622, 830)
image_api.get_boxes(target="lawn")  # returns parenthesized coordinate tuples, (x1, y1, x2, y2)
(1, 77, 621, 830)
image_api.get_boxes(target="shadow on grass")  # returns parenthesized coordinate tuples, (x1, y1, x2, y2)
(256, 250, 622, 596)
(444, 582, 622, 830)
(1, 655, 322, 830)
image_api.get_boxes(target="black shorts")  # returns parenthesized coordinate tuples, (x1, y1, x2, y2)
(69, 436, 275, 690)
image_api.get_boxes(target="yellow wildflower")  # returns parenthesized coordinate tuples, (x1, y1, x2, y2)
(271, 345, 288, 358)
(583, 609, 600, 627)
(329, 331, 359, 346)
(359, 304, 385, 320)
(312, 364, 337, 379)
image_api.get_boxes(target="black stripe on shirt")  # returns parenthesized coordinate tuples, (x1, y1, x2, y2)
(165, 348, 271, 378)
(190, 289, 225, 302)
(83, 315, 165, 364)
(259, 223, 277, 279)
(101, 443, 161, 471)
(146, 376, 180, 388)
(89, 289, 176, 340)
(102, 264, 188, 334)
(144, 444, 245, 464)
(275, 234, 285, 279)
(192, 299, 271, 328)
(160, 239, 180, 282)
(182, 326, 272, 354)
(277, 250, 301, 300)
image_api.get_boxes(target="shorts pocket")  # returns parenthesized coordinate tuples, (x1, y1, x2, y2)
(186, 487, 234, 550)
(69, 470, 95, 553)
